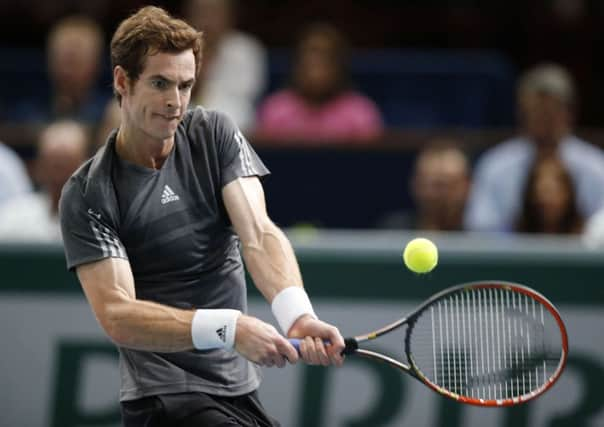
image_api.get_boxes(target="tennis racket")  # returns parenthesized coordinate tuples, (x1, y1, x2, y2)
(290, 281, 568, 407)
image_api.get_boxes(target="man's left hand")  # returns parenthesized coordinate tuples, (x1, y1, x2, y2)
(287, 315, 345, 367)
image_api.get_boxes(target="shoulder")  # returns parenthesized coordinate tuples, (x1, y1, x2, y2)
(60, 162, 92, 214)
(258, 90, 301, 117)
(179, 107, 248, 163)
(222, 31, 266, 56)
(584, 208, 604, 248)
(564, 136, 604, 159)
(0, 143, 32, 195)
(181, 106, 239, 138)
(0, 142, 28, 174)
(338, 91, 378, 106)
(0, 142, 20, 161)
(0, 192, 46, 214)
(260, 90, 298, 106)
(335, 91, 382, 114)
(475, 137, 531, 173)
(59, 142, 119, 222)
(561, 136, 604, 174)
(62, 157, 94, 200)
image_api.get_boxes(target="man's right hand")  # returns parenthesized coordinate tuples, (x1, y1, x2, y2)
(234, 314, 299, 367)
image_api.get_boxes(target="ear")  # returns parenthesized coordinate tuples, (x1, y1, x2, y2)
(113, 66, 130, 99)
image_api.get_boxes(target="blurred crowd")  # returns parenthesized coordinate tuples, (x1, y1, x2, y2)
(2, 0, 604, 248)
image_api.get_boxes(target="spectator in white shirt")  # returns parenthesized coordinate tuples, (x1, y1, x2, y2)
(464, 63, 604, 232)
(0, 142, 33, 206)
(0, 120, 89, 242)
(183, 0, 267, 132)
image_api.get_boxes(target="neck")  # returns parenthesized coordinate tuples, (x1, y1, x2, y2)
(529, 126, 570, 154)
(115, 124, 174, 170)
(418, 206, 464, 231)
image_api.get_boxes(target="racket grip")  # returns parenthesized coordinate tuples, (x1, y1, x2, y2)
(288, 338, 358, 355)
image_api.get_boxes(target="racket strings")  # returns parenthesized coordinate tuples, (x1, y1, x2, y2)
(411, 287, 562, 402)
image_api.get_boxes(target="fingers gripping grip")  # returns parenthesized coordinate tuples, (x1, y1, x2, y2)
(288, 338, 358, 355)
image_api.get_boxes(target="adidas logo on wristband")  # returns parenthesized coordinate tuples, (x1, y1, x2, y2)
(192, 309, 241, 350)
(216, 326, 227, 342)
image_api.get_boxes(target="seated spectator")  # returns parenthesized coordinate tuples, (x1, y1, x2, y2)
(378, 140, 471, 230)
(96, 98, 120, 147)
(0, 142, 33, 206)
(583, 207, 604, 248)
(464, 63, 604, 232)
(0, 121, 89, 242)
(256, 23, 384, 143)
(13, 15, 109, 123)
(515, 155, 583, 234)
(184, 0, 267, 132)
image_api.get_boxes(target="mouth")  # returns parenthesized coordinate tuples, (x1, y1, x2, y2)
(155, 113, 180, 121)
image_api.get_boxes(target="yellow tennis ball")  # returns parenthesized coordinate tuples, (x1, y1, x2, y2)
(403, 238, 438, 273)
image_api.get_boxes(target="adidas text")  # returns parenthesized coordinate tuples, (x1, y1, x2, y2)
(216, 326, 227, 342)
(161, 185, 180, 205)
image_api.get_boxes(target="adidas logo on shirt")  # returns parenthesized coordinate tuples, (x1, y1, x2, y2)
(216, 325, 227, 343)
(161, 185, 180, 205)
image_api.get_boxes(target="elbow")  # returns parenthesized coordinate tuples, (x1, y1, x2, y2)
(98, 304, 130, 347)
(242, 216, 275, 249)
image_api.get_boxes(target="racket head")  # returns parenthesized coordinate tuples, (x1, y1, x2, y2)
(405, 281, 568, 406)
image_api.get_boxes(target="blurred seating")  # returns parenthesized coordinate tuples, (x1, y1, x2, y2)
(184, 0, 268, 132)
(465, 63, 604, 232)
(0, 39, 112, 124)
(376, 139, 471, 230)
(515, 154, 584, 234)
(256, 23, 384, 143)
(2, 45, 515, 130)
(255, 144, 416, 228)
(0, 120, 90, 242)
(0, 140, 33, 206)
(0, 46, 49, 120)
(268, 48, 516, 129)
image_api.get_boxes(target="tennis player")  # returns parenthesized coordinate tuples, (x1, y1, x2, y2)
(59, 6, 344, 426)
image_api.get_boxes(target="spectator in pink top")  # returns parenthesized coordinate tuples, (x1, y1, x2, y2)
(256, 23, 384, 143)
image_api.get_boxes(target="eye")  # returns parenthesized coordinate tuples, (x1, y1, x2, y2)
(151, 79, 168, 90)
(179, 82, 194, 91)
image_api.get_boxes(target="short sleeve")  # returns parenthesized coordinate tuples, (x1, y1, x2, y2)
(464, 174, 504, 231)
(214, 112, 270, 187)
(59, 178, 128, 271)
(0, 143, 33, 203)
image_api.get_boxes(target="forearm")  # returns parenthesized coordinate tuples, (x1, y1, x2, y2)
(78, 258, 239, 354)
(241, 221, 303, 302)
(104, 298, 195, 352)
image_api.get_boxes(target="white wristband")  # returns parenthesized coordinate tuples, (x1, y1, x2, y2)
(191, 309, 241, 350)
(271, 286, 317, 334)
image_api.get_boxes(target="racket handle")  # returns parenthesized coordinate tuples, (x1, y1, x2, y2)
(288, 338, 358, 355)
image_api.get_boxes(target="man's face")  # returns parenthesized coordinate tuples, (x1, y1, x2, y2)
(531, 158, 572, 226)
(294, 36, 340, 100)
(37, 125, 88, 197)
(519, 91, 571, 144)
(186, 0, 230, 45)
(413, 151, 469, 212)
(48, 28, 100, 94)
(120, 50, 196, 142)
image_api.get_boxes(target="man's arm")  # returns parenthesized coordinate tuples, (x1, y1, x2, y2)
(76, 257, 195, 352)
(76, 256, 298, 366)
(222, 176, 345, 366)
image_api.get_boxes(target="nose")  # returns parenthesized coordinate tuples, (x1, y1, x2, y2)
(166, 88, 181, 110)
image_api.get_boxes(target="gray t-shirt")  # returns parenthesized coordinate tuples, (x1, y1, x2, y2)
(59, 107, 268, 401)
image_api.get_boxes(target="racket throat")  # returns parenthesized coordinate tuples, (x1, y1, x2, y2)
(343, 338, 359, 355)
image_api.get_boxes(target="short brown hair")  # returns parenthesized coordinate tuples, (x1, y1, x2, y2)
(517, 63, 576, 108)
(48, 15, 104, 55)
(110, 6, 203, 103)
